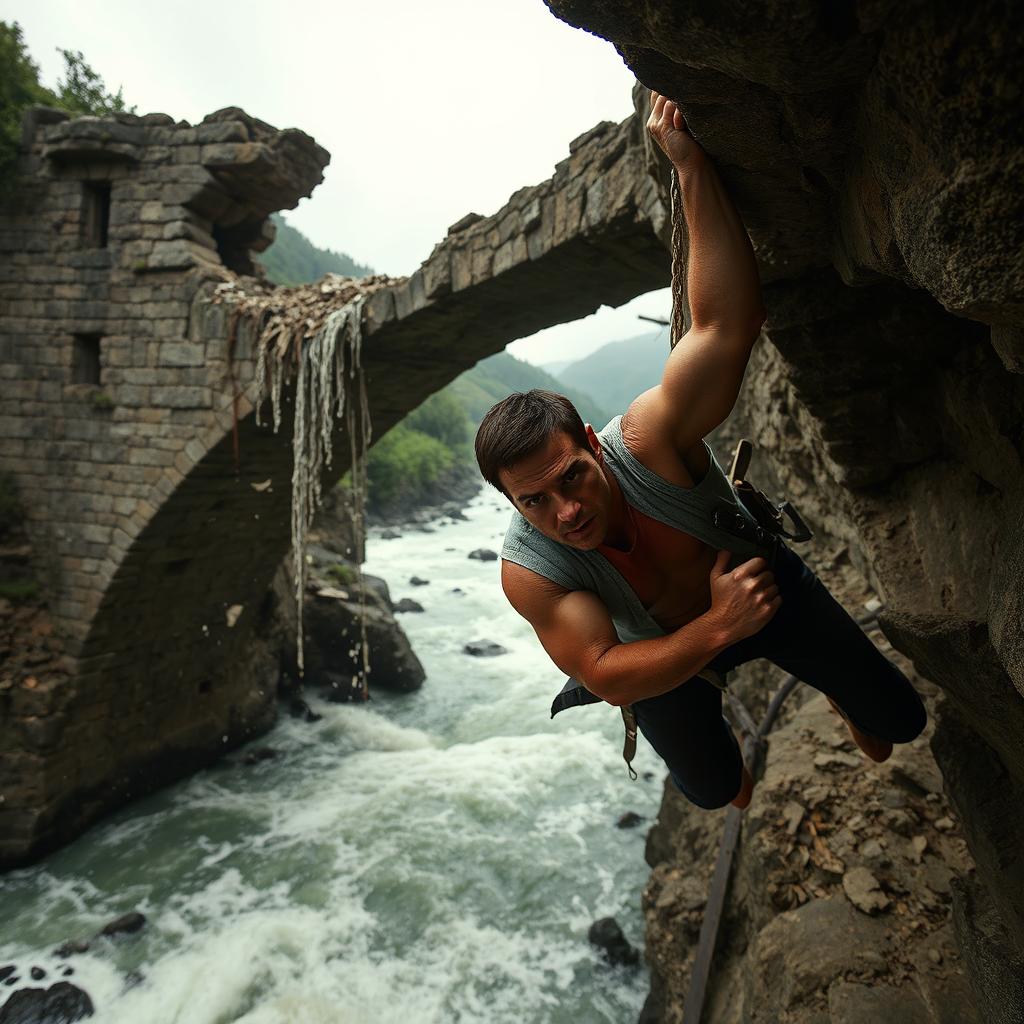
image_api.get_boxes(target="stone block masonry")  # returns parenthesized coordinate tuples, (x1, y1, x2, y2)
(0, 105, 328, 866)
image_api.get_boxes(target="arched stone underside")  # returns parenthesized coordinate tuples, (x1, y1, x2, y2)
(544, 0, 1024, 1011)
(0, 107, 668, 864)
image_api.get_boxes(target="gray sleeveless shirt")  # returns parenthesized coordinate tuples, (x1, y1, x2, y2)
(500, 416, 775, 714)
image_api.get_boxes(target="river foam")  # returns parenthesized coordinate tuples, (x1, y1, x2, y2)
(0, 493, 662, 1023)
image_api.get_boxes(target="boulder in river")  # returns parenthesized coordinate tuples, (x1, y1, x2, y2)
(463, 640, 507, 658)
(242, 747, 277, 766)
(380, 529, 401, 540)
(304, 581, 425, 694)
(468, 548, 498, 562)
(100, 912, 146, 939)
(393, 599, 424, 614)
(324, 674, 365, 704)
(587, 917, 639, 967)
(51, 941, 89, 960)
(409, 576, 429, 587)
(0, 981, 94, 1023)
(288, 697, 322, 723)
(616, 811, 644, 829)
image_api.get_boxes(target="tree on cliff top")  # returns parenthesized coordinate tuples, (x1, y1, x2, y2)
(0, 22, 57, 173)
(53, 47, 135, 116)
(1, 22, 134, 183)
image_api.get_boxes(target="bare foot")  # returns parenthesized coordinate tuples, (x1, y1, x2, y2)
(827, 697, 893, 763)
(731, 762, 754, 809)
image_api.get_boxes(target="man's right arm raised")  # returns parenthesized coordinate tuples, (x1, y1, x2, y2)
(501, 551, 779, 706)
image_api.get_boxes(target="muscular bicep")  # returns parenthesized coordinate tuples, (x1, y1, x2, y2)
(653, 324, 762, 449)
(501, 560, 620, 696)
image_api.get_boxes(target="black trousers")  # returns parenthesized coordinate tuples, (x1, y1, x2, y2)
(631, 543, 927, 809)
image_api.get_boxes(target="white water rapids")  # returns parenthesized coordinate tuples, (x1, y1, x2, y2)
(0, 493, 666, 1023)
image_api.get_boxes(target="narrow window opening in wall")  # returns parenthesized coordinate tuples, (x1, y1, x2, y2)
(72, 334, 102, 385)
(81, 182, 112, 248)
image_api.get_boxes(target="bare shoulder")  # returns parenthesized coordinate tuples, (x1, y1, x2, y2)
(501, 559, 570, 621)
(621, 389, 708, 488)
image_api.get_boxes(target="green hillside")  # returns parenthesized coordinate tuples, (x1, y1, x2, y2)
(451, 351, 612, 429)
(259, 214, 373, 286)
(556, 331, 669, 416)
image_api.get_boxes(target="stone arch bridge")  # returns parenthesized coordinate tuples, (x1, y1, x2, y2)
(0, 100, 670, 864)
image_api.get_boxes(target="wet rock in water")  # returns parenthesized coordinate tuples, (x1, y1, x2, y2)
(29, 968, 45, 982)
(60, 970, 72, 979)
(842, 867, 890, 915)
(393, 598, 424, 614)
(617, 811, 645, 829)
(0, 971, 13, 985)
(463, 640, 507, 657)
(2, 977, 16, 988)
(100, 912, 146, 939)
(361, 574, 393, 609)
(468, 548, 498, 562)
(380, 529, 401, 540)
(305, 588, 425, 694)
(324, 674, 365, 703)
(122, 970, 145, 992)
(409, 576, 429, 586)
(587, 917, 640, 967)
(242, 747, 277, 766)
(450, 587, 464, 595)
(51, 941, 89, 960)
(288, 697, 322, 723)
(0, 981, 94, 1023)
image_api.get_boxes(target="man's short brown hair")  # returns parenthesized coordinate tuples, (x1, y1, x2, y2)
(475, 390, 590, 495)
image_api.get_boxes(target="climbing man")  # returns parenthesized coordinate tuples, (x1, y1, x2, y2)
(474, 92, 927, 811)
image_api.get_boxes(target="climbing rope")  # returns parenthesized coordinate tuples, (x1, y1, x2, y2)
(670, 171, 688, 349)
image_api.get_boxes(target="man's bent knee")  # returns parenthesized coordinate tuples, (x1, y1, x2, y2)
(669, 767, 743, 810)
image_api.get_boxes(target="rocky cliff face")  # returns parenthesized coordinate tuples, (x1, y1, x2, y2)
(544, 1, 1024, 1018)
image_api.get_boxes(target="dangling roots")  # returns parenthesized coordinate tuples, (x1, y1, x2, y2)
(215, 273, 398, 694)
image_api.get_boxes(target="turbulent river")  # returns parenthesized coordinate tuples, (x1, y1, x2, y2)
(1, 493, 666, 1023)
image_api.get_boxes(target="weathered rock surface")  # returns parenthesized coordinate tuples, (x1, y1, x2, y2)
(542, 0, 1024, 1012)
(0, 981, 93, 1023)
(270, 555, 425, 697)
(642, 606, 978, 1023)
(587, 917, 640, 967)
(463, 641, 507, 658)
(951, 872, 1024, 1024)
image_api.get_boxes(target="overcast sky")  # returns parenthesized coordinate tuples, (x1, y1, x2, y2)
(6, 0, 672, 365)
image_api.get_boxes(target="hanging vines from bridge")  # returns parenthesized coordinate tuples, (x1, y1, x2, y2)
(215, 273, 396, 689)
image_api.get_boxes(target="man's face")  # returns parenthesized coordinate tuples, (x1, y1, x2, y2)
(498, 426, 614, 551)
